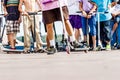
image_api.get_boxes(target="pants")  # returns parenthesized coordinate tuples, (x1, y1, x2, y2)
(23, 15, 42, 51)
(100, 20, 111, 42)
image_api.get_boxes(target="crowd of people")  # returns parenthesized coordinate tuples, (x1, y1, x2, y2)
(0, 0, 120, 54)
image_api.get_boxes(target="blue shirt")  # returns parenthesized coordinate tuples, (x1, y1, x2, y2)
(92, 0, 112, 21)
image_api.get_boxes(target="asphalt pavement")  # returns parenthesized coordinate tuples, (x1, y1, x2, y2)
(0, 50, 120, 80)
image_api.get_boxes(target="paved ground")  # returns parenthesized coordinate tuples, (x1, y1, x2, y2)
(0, 50, 120, 80)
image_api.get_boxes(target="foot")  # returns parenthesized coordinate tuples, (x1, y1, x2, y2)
(46, 46, 57, 55)
(24, 50, 31, 54)
(10, 47, 16, 50)
(71, 41, 83, 48)
(106, 44, 111, 51)
(35, 49, 44, 53)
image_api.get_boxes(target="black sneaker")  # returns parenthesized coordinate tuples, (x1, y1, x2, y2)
(46, 46, 57, 55)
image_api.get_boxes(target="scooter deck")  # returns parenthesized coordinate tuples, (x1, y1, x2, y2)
(3, 46, 24, 53)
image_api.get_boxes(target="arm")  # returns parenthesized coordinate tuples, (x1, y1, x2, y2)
(108, 2, 117, 9)
(36, 0, 42, 11)
(79, 2, 87, 17)
(18, 0, 28, 16)
(3, 0, 8, 16)
(87, 2, 97, 19)
(18, 0, 24, 13)
(89, 2, 97, 14)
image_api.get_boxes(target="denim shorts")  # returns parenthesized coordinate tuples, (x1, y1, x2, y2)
(81, 15, 96, 36)
(114, 15, 120, 23)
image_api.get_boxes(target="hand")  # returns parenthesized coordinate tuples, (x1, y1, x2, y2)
(4, 11, 8, 16)
(82, 11, 87, 17)
(87, 14, 92, 19)
(22, 11, 28, 16)
(112, 13, 117, 18)
(18, 17, 22, 24)
(87, 12, 92, 18)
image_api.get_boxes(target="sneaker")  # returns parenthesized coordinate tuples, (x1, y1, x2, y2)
(24, 50, 31, 53)
(35, 49, 44, 53)
(106, 44, 111, 51)
(46, 46, 57, 55)
(10, 47, 16, 50)
(71, 41, 82, 48)
(92, 47, 97, 51)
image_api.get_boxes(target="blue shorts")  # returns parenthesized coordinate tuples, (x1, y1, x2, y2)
(114, 15, 120, 23)
(81, 15, 96, 36)
(69, 15, 82, 29)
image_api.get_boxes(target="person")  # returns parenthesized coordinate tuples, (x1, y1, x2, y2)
(92, 0, 112, 50)
(18, 0, 43, 53)
(0, 0, 3, 27)
(79, 0, 97, 50)
(3, 0, 21, 49)
(109, 0, 120, 37)
(68, 0, 84, 42)
(39, 0, 81, 54)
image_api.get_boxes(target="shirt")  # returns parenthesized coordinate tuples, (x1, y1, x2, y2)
(4, 0, 20, 20)
(41, 0, 68, 11)
(92, 0, 112, 21)
(4, 0, 19, 5)
(110, 4, 120, 14)
(68, 0, 79, 15)
(79, 0, 94, 12)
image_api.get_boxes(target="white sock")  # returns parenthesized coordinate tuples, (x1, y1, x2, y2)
(50, 39, 55, 47)
(79, 29, 84, 42)
(70, 35, 75, 42)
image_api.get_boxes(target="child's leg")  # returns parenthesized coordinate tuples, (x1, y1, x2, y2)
(89, 16, 96, 49)
(64, 20, 75, 42)
(79, 28, 84, 42)
(92, 36, 96, 48)
(111, 16, 120, 36)
(8, 33, 15, 49)
(46, 35, 50, 48)
(111, 22, 118, 36)
(46, 23, 55, 47)
(74, 29, 80, 42)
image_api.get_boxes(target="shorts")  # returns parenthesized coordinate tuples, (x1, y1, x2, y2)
(69, 15, 82, 29)
(6, 20, 20, 34)
(114, 15, 120, 23)
(43, 6, 69, 24)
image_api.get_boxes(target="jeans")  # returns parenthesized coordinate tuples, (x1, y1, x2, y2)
(81, 15, 96, 36)
(99, 20, 111, 42)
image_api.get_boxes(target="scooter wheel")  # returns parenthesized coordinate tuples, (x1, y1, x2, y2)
(84, 50, 88, 53)
(66, 46, 70, 54)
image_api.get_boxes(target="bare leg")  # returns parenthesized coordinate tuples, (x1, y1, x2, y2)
(111, 23, 118, 36)
(46, 35, 50, 48)
(64, 20, 74, 36)
(46, 23, 54, 40)
(8, 33, 15, 48)
(74, 29, 80, 42)
(46, 23, 55, 47)
(92, 36, 96, 48)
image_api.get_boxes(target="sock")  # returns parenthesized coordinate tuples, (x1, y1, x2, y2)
(70, 35, 75, 42)
(50, 39, 55, 47)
